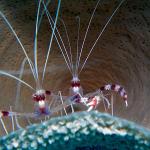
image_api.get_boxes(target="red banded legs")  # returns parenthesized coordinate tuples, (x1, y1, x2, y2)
(100, 84, 128, 107)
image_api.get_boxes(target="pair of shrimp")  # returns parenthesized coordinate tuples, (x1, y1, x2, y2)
(46, 0, 128, 113)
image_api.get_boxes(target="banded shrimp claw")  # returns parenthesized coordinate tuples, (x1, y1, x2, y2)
(83, 83, 128, 113)
(62, 83, 128, 114)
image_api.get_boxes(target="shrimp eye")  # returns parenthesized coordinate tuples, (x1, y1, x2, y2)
(100, 86, 105, 91)
(46, 90, 51, 95)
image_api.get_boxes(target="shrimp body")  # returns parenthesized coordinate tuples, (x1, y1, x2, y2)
(67, 83, 128, 112)
(69, 77, 83, 96)
(34, 101, 51, 117)
(32, 89, 53, 116)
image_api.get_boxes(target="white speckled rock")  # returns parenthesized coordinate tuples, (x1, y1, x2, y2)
(0, 111, 150, 150)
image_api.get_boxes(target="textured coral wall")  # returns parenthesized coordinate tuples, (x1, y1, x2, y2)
(1, 111, 150, 150)
(0, 0, 149, 134)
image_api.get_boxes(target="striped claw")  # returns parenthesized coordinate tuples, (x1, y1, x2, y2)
(100, 84, 128, 107)
(0, 111, 15, 117)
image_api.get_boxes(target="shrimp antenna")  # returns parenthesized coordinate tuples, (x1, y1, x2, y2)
(42, 0, 61, 82)
(41, 1, 74, 78)
(37, 0, 52, 32)
(59, 18, 74, 75)
(75, 16, 81, 77)
(77, 0, 102, 71)
(79, 0, 125, 73)
(34, 0, 42, 85)
(0, 11, 37, 81)
(0, 70, 34, 90)
(15, 57, 28, 110)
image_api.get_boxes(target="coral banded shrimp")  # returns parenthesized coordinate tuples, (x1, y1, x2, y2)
(0, 0, 74, 135)
(44, 0, 128, 113)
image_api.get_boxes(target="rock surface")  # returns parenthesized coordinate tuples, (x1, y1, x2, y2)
(0, 111, 150, 150)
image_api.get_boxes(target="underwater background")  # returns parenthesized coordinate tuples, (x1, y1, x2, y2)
(0, 0, 150, 149)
